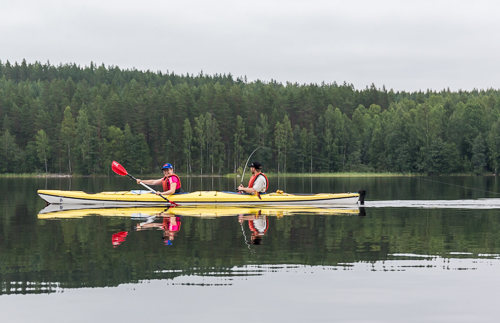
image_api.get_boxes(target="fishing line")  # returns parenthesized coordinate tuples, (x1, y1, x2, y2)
(413, 175, 500, 196)
(255, 146, 348, 169)
(244, 146, 500, 196)
(240, 222, 253, 251)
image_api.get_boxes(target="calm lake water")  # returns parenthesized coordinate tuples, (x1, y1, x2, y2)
(2, 175, 500, 323)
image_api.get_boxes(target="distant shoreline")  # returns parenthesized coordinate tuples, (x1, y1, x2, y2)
(0, 172, 495, 178)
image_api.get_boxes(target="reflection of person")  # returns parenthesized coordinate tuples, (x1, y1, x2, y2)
(112, 212, 181, 246)
(136, 216, 182, 245)
(238, 161, 269, 195)
(136, 163, 182, 195)
(238, 212, 268, 245)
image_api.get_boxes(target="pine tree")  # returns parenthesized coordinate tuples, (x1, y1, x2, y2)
(60, 106, 76, 173)
(234, 115, 246, 173)
(103, 126, 125, 172)
(35, 129, 50, 173)
(75, 109, 94, 174)
(471, 134, 487, 175)
(194, 114, 206, 174)
(0, 129, 21, 173)
(182, 118, 193, 174)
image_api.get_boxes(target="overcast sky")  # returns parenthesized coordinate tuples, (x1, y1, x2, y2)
(1, 0, 500, 91)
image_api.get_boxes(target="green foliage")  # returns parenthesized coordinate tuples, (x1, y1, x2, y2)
(194, 114, 206, 174)
(103, 126, 125, 172)
(60, 106, 75, 173)
(1, 59, 500, 175)
(233, 115, 246, 173)
(0, 129, 21, 173)
(35, 129, 50, 173)
(487, 120, 500, 174)
(182, 118, 193, 173)
(420, 138, 459, 175)
(471, 135, 487, 175)
(75, 109, 94, 174)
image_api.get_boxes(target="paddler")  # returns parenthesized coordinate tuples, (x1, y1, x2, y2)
(238, 161, 268, 195)
(136, 163, 182, 195)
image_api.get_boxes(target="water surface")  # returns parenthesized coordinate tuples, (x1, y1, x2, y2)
(1, 176, 500, 322)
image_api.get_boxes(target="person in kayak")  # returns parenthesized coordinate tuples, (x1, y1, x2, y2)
(136, 163, 182, 195)
(238, 161, 269, 195)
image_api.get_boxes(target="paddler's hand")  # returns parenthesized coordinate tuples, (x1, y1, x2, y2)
(155, 191, 163, 196)
(136, 179, 142, 184)
(238, 184, 244, 191)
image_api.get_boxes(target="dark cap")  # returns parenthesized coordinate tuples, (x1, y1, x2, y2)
(248, 161, 262, 169)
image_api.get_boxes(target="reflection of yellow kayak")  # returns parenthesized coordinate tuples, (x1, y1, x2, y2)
(37, 204, 361, 219)
(37, 190, 363, 206)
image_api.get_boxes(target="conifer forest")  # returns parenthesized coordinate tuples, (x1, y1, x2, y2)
(1, 59, 500, 175)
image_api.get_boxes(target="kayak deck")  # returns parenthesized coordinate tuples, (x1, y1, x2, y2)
(38, 190, 361, 206)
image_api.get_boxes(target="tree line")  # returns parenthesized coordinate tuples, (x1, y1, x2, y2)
(1, 59, 500, 175)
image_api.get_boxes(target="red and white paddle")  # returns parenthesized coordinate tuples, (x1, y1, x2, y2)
(111, 161, 178, 206)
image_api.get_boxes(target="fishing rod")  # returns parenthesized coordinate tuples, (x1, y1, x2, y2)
(240, 146, 261, 187)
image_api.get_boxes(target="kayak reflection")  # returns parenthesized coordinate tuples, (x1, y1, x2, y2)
(38, 204, 362, 219)
(38, 205, 363, 247)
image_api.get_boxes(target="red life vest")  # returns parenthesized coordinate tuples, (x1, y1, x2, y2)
(248, 173, 269, 192)
(162, 174, 182, 193)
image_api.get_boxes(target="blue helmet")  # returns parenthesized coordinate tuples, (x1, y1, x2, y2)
(162, 163, 173, 170)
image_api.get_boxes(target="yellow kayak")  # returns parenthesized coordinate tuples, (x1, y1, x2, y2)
(38, 189, 363, 206)
(37, 204, 362, 219)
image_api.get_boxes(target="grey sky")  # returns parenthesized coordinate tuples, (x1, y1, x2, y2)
(1, 0, 499, 91)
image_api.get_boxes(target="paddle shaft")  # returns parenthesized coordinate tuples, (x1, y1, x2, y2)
(126, 173, 172, 204)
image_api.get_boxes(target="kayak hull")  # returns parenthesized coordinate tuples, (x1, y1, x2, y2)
(38, 190, 361, 206)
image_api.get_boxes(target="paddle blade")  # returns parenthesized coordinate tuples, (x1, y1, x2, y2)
(112, 161, 128, 176)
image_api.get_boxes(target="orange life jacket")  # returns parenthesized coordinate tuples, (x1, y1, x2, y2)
(248, 173, 269, 192)
(162, 174, 182, 193)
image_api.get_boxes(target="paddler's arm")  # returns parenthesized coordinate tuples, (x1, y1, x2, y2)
(136, 223, 162, 230)
(238, 185, 257, 194)
(238, 214, 257, 223)
(136, 178, 163, 186)
(156, 182, 177, 196)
